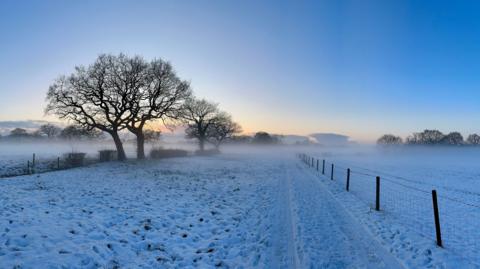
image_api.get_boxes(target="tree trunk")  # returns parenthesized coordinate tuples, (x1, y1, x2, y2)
(136, 131, 146, 160)
(111, 132, 127, 161)
(199, 138, 205, 152)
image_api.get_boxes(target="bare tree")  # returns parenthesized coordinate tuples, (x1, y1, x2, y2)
(144, 129, 162, 144)
(406, 130, 444, 145)
(406, 132, 422, 145)
(182, 98, 219, 152)
(45, 54, 135, 160)
(206, 113, 242, 150)
(441, 132, 464, 145)
(60, 125, 103, 140)
(419, 129, 444, 145)
(377, 134, 403, 145)
(38, 124, 61, 139)
(124, 58, 191, 159)
(252, 132, 280, 144)
(467, 134, 480, 145)
(9, 128, 29, 137)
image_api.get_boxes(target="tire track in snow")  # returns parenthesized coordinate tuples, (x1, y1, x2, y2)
(287, 162, 405, 269)
(285, 166, 303, 268)
(270, 163, 302, 269)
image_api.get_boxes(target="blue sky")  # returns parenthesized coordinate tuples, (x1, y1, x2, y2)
(1, 0, 480, 142)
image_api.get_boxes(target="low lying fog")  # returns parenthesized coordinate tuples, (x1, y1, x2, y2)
(2, 140, 480, 193)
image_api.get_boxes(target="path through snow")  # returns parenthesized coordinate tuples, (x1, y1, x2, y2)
(271, 160, 404, 268)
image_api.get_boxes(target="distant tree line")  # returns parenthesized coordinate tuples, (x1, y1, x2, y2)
(228, 131, 282, 145)
(377, 130, 480, 146)
(0, 124, 102, 141)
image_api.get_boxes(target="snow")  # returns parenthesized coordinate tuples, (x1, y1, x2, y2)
(305, 146, 480, 266)
(0, 141, 194, 177)
(0, 146, 479, 268)
(0, 153, 278, 268)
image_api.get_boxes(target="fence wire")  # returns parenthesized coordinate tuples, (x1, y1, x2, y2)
(0, 154, 98, 178)
(298, 153, 480, 264)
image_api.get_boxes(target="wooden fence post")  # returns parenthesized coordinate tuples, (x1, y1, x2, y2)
(375, 176, 380, 211)
(432, 190, 443, 247)
(32, 153, 36, 173)
(316, 159, 319, 171)
(330, 164, 334, 180)
(57, 157, 60, 169)
(322, 160, 325, 175)
(346, 168, 350, 191)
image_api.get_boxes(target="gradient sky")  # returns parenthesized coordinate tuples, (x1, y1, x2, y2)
(1, 0, 480, 142)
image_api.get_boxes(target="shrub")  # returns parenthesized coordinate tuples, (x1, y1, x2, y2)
(150, 148, 188, 159)
(99, 150, 118, 162)
(195, 148, 220, 156)
(64, 152, 86, 167)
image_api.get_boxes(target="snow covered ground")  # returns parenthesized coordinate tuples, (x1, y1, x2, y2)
(0, 147, 479, 268)
(306, 146, 480, 266)
(0, 141, 195, 177)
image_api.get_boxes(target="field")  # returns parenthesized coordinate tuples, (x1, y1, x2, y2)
(0, 141, 193, 177)
(0, 144, 479, 268)
(306, 146, 480, 266)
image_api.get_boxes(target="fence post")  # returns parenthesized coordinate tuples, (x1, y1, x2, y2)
(330, 164, 334, 180)
(57, 157, 60, 170)
(432, 190, 443, 247)
(311, 158, 314, 167)
(316, 159, 319, 171)
(322, 160, 325, 175)
(346, 168, 350, 191)
(375, 176, 380, 211)
(32, 153, 36, 173)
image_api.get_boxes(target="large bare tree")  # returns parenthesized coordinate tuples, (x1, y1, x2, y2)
(38, 124, 61, 139)
(125, 59, 191, 159)
(182, 98, 220, 152)
(206, 112, 242, 150)
(45, 54, 136, 160)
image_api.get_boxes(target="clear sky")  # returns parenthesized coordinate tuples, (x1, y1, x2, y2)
(1, 0, 480, 142)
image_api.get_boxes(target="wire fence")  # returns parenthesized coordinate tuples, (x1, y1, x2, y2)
(0, 153, 101, 178)
(298, 153, 480, 264)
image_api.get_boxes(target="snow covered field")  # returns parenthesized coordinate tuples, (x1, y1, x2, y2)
(0, 146, 479, 268)
(0, 151, 279, 268)
(306, 146, 480, 267)
(0, 141, 194, 177)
